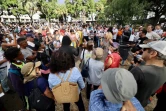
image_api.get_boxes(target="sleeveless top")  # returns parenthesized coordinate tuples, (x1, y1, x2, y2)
(104, 52, 121, 70)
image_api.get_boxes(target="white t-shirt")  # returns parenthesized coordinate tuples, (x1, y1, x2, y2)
(83, 29, 88, 36)
(80, 50, 92, 63)
(146, 31, 161, 40)
(59, 35, 63, 43)
(154, 29, 163, 36)
(21, 47, 33, 59)
(53, 40, 61, 50)
(113, 28, 118, 40)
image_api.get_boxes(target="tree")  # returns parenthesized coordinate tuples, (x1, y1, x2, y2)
(24, 0, 38, 24)
(104, 0, 147, 25)
(0, 0, 17, 16)
(10, 0, 27, 24)
(37, 0, 57, 23)
(140, 0, 166, 25)
(55, 5, 68, 22)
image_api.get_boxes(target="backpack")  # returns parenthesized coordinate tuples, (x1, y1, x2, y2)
(52, 68, 79, 103)
(28, 78, 55, 111)
(81, 58, 90, 78)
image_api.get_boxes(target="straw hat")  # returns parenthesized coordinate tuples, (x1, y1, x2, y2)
(21, 61, 41, 83)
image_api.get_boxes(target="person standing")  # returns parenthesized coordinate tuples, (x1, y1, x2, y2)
(130, 41, 166, 107)
(83, 25, 89, 42)
(104, 46, 121, 70)
(21, 61, 55, 111)
(146, 25, 160, 40)
(4, 47, 27, 110)
(48, 50, 85, 111)
(154, 24, 163, 37)
(112, 25, 118, 42)
(119, 25, 131, 65)
(89, 68, 144, 111)
(17, 38, 37, 62)
(0, 33, 17, 93)
(86, 48, 104, 99)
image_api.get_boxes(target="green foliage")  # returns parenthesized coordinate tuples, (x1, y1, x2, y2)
(37, 0, 58, 21)
(104, 0, 148, 25)
(24, 0, 38, 21)
(140, 0, 166, 25)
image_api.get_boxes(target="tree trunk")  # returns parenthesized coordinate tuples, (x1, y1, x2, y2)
(151, 13, 161, 26)
(30, 16, 33, 24)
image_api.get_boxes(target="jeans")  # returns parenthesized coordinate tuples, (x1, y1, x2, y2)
(0, 67, 9, 92)
(63, 93, 85, 111)
(86, 84, 99, 99)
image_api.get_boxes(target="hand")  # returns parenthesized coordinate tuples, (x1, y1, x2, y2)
(13, 33, 16, 38)
(121, 101, 136, 111)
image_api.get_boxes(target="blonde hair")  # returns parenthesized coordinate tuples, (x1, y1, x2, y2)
(105, 32, 113, 40)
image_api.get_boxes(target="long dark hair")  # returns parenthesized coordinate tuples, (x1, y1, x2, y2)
(107, 27, 113, 35)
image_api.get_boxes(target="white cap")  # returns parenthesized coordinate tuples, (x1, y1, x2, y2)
(139, 41, 166, 56)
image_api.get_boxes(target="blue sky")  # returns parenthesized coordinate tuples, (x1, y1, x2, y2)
(57, 0, 65, 4)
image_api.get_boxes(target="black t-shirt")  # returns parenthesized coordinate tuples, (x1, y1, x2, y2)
(137, 37, 148, 45)
(130, 65, 166, 107)
(131, 37, 148, 53)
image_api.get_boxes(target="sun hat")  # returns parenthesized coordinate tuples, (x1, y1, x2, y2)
(92, 48, 104, 60)
(139, 41, 166, 56)
(101, 68, 137, 103)
(21, 61, 41, 83)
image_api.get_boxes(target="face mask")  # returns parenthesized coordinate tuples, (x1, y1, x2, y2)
(108, 50, 112, 54)
(16, 60, 21, 63)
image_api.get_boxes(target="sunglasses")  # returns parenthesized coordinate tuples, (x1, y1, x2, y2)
(143, 48, 148, 51)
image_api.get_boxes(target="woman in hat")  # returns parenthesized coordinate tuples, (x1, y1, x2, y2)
(21, 61, 55, 111)
(48, 50, 85, 111)
(86, 48, 104, 99)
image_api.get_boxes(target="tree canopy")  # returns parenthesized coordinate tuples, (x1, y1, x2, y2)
(0, 0, 165, 25)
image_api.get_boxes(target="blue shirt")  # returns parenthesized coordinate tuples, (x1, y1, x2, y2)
(48, 67, 85, 92)
(89, 90, 145, 111)
(24, 77, 48, 96)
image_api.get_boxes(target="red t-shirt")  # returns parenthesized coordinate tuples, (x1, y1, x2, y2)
(104, 52, 121, 70)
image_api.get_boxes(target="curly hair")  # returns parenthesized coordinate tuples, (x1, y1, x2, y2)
(49, 50, 74, 73)
(4, 47, 20, 62)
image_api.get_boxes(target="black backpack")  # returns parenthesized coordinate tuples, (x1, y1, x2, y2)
(28, 78, 55, 111)
(81, 58, 90, 78)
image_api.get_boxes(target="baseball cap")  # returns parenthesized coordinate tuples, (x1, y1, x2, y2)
(92, 48, 103, 60)
(21, 61, 41, 83)
(139, 41, 166, 56)
(26, 33, 34, 38)
(101, 68, 137, 103)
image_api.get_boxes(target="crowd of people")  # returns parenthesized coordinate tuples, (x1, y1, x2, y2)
(0, 22, 166, 111)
